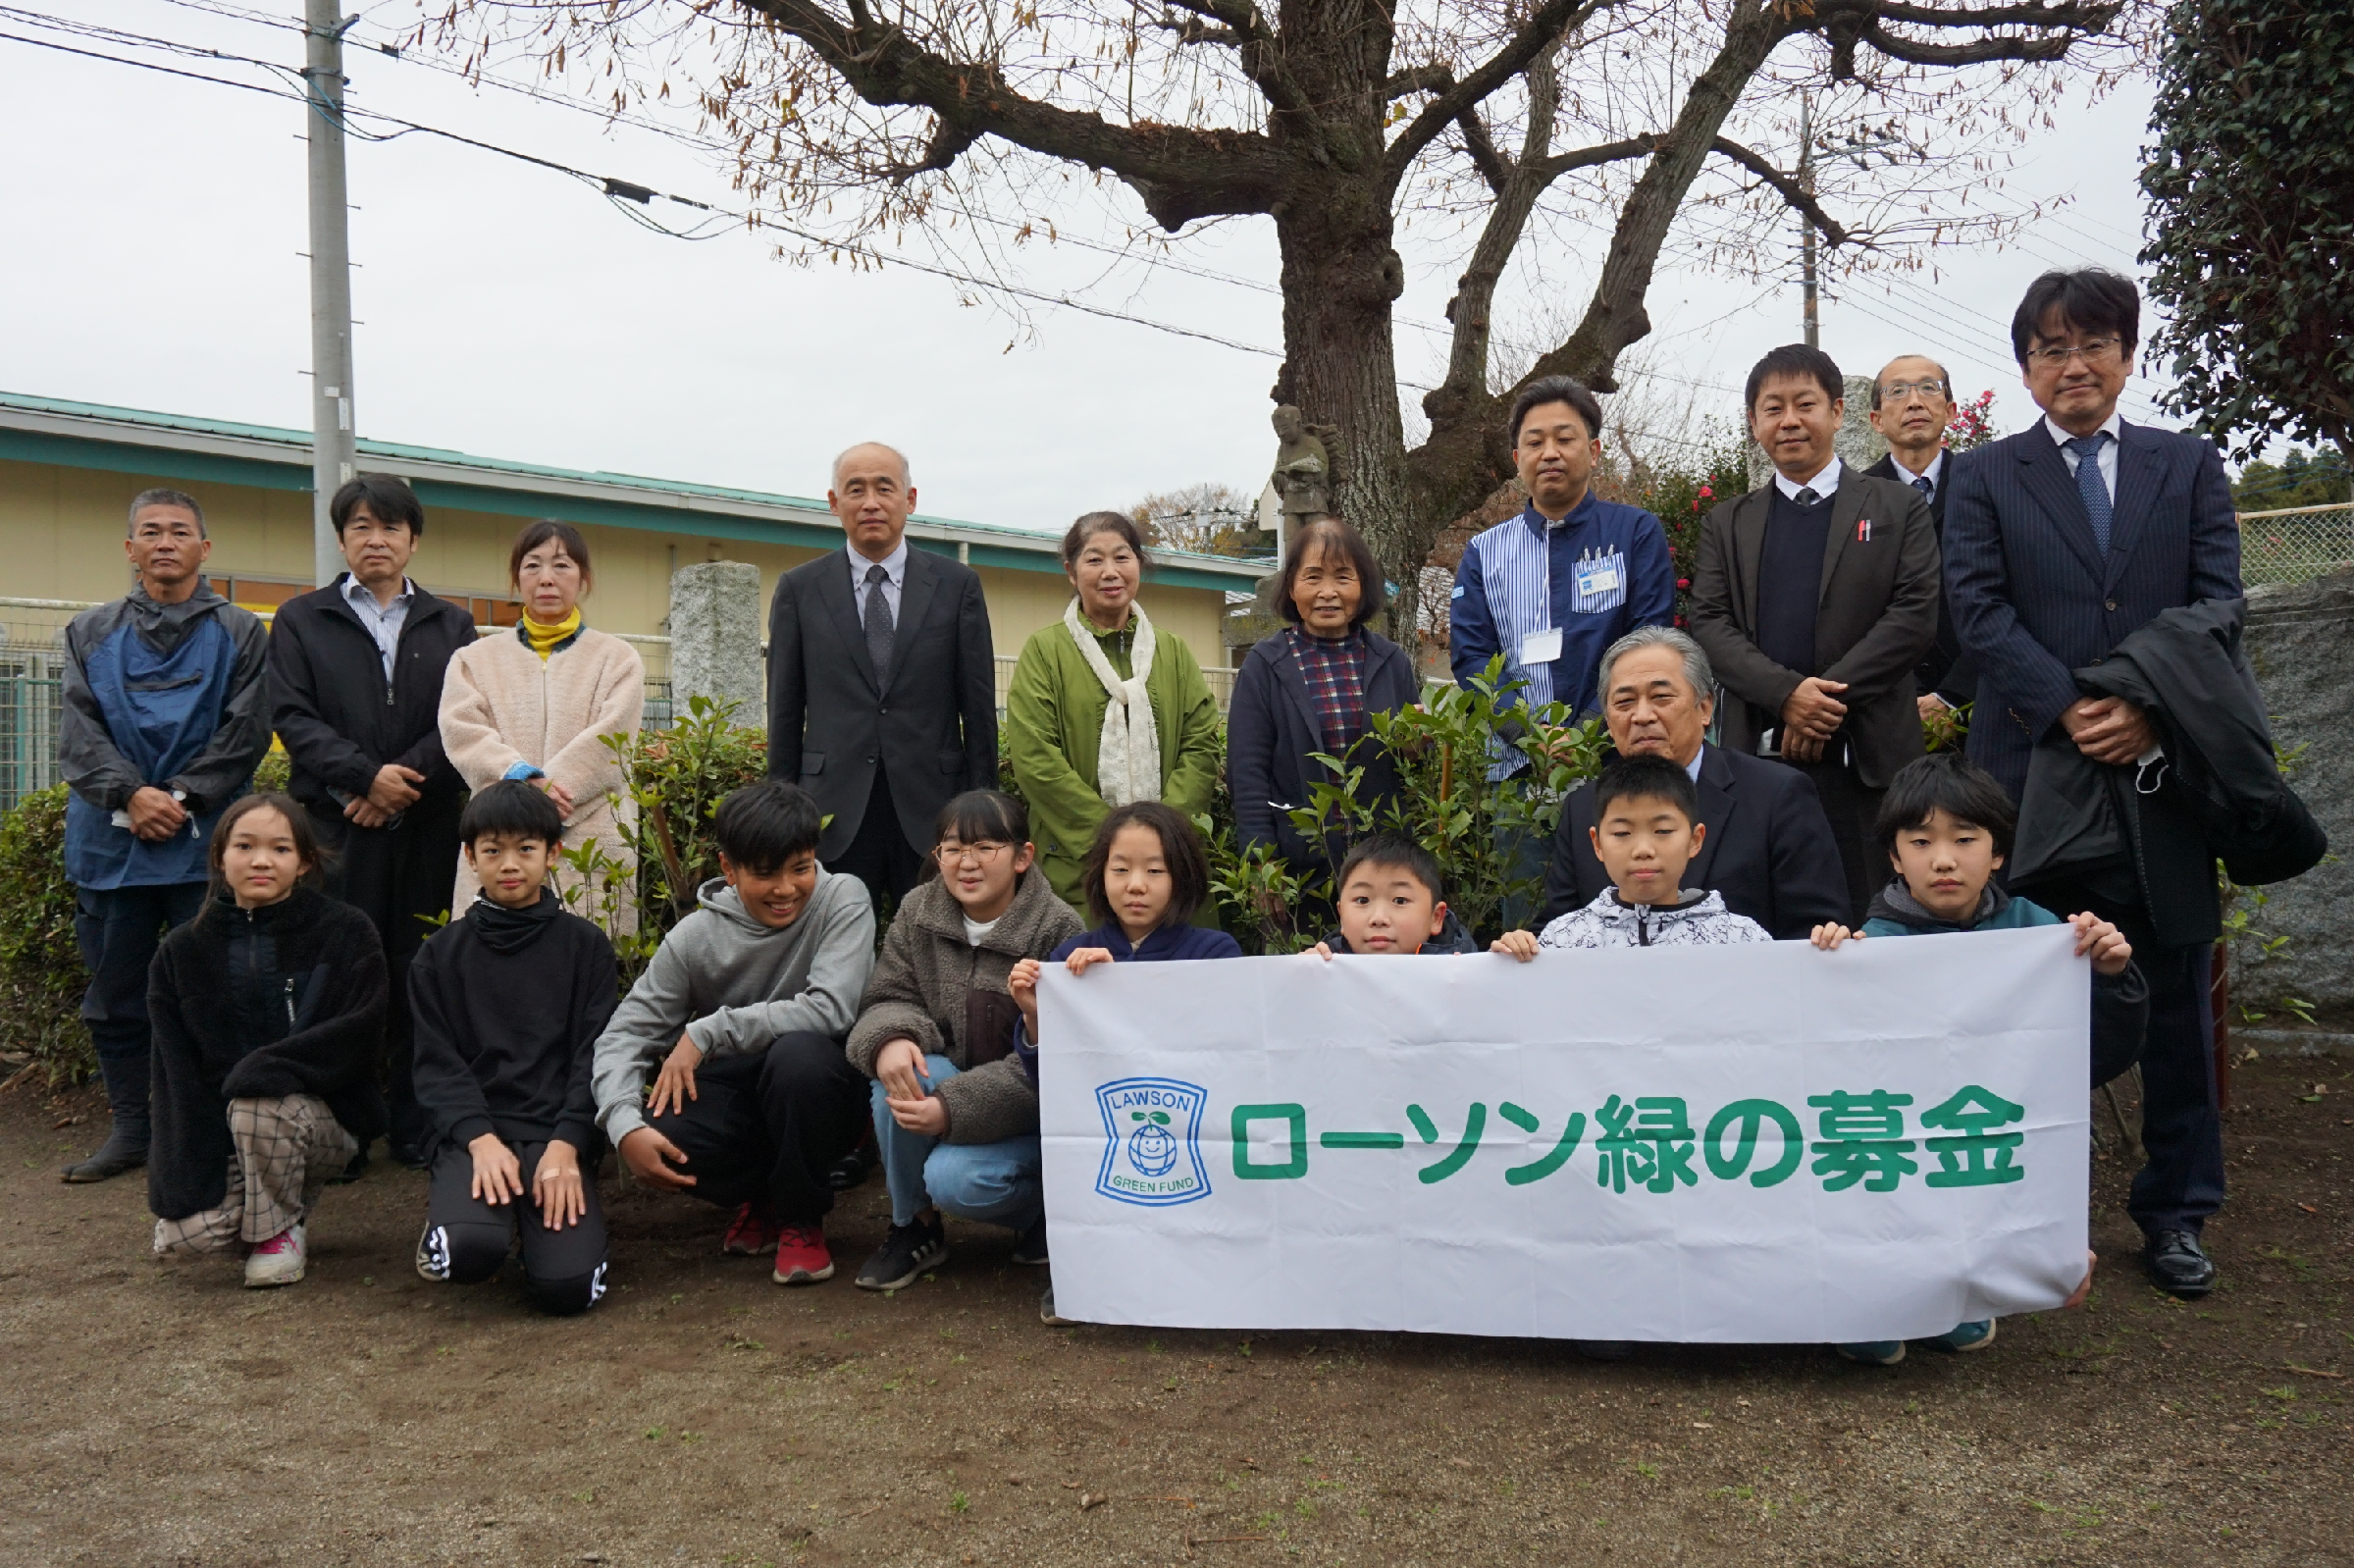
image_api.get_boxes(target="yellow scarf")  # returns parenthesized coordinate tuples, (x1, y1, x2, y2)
(521, 607, 581, 661)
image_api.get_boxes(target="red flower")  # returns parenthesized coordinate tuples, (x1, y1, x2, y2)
(1699, 485, 1714, 498)
(1676, 578, 1691, 590)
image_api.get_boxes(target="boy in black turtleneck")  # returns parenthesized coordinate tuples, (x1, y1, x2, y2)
(409, 781, 618, 1314)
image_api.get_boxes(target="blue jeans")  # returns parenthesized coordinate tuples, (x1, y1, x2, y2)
(870, 1054, 1043, 1234)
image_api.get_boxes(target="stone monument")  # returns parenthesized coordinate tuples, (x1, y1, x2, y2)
(667, 560, 764, 727)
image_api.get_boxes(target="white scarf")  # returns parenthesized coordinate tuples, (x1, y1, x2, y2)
(1065, 596, 1161, 808)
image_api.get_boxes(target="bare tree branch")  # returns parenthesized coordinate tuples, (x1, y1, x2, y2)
(1158, 0, 1321, 128)
(1861, 17, 2088, 61)
(1456, 109, 1511, 195)
(1382, 0, 1608, 196)
(1155, 15, 1242, 46)
(1708, 136, 1855, 245)
(1866, 0, 2122, 30)
(1385, 63, 1455, 98)
(738, 0, 1287, 229)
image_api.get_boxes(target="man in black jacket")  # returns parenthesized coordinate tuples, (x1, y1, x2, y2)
(766, 444, 997, 907)
(1864, 353, 1976, 719)
(1688, 344, 1942, 922)
(267, 475, 478, 1167)
(1944, 268, 2244, 1297)
(1539, 627, 1849, 940)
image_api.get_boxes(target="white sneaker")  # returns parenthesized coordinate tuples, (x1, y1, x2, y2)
(243, 1222, 307, 1288)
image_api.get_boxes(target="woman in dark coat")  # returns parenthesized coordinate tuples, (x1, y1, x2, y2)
(148, 793, 386, 1288)
(1227, 518, 1422, 880)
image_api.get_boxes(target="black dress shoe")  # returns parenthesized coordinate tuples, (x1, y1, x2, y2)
(2145, 1229, 2217, 1298)
(330, 1146, 371, 1184)
(390, 1140, 431, 1171)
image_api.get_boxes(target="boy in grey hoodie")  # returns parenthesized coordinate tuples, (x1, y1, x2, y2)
(592, 781, 875, 1285)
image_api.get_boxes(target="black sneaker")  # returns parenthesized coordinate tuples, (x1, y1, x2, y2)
(855, 1217, 948, 1291)
(1011, 1218, 1049, 1267)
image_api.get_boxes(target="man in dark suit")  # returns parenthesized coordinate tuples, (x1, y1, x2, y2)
(268, 474, 477, 1170)
(766, 443, 997, 909)
(1539, 627, 1849, 940)
(1945, 268, 2242, 1299)
(1688, 344, 1942, 921)
(1864, 354, 1976, 721)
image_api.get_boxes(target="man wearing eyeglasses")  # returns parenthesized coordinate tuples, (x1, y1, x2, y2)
(1943, 268, 2242, 1302)
(1864, 357, 1975, 722)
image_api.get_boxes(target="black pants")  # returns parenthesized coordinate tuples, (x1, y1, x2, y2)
(309, 793, 464, 1151)
(1783, 755, 1886, 926)
(643, 1032, 868, 1225)
(828, 769, 924, 908)
(422, 1138, 609, 1315)
(75, 881, 208, 1077)
(2031, 876, 2223, 1237)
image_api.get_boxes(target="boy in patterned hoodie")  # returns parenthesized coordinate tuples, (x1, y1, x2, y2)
(1492, 755, 1769, 956)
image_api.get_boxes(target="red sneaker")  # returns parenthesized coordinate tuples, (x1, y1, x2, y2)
(722, 1202, 781, 1257)
(772, 1224, 834, 1284)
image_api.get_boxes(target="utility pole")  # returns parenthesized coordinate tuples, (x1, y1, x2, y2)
(303, 0, 356, 588)
(1798, 93, 1817, 349)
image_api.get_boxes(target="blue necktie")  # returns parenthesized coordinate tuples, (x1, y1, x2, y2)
(1910, 475, 1934, 502)
(2066, 434, 2114, 555)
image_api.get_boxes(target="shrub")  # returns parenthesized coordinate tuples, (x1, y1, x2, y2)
(1204, 656, 1607, 950)
(0, 785, 94, 1084)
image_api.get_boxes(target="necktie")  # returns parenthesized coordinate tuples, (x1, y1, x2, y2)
(1794, 487, 1822, 507)
(1910, 475, 1934, 502)
(863, 562, 895, 682)
(2066, 433, 2114, 555)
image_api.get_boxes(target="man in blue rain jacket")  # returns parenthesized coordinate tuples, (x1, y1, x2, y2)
(57, 488, 271, 1182)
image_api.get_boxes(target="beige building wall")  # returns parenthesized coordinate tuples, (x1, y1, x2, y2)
(0, 457, 1234, 669)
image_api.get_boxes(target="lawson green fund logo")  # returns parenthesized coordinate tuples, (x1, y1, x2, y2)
(1094, 1077, 1210, 1206)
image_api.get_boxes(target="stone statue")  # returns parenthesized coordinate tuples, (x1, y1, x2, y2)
(1269, 404, 1335, 527)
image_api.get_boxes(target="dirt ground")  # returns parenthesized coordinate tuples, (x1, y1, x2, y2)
(0, 1055, 2346, 1568)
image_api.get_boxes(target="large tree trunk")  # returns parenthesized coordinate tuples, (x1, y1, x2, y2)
(1273, 192, 1418, 639)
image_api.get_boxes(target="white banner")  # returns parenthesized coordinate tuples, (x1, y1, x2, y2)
(1038, 925, 2090, 1343)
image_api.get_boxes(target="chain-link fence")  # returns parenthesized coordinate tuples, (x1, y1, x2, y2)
(2238, 502, 2354, 588)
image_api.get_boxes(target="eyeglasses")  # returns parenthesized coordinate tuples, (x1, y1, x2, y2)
(1880, 379, 1947, 402)
(2025, 338, 2121, 368)
(933, 840, 1012, 866)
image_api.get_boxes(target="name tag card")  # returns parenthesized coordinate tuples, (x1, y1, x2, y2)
(1519, 627, 1563, 665)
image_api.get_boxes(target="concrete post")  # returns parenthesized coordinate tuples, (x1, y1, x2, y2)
(667, 561, 765, 728)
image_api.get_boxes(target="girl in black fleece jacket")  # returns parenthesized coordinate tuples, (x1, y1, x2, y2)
(408, 781, 618, 1314)
(149, 795, 384, 1288)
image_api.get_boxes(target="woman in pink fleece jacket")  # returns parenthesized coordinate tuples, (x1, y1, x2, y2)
(439, 520, 644, 932)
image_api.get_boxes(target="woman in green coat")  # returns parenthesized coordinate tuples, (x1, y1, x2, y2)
(1006, 511, 1224, 913)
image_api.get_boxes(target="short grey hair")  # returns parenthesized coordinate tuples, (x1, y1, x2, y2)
(127, 487, 205, 538)
(1595, 625, 1712, 707)
(830, 442, 911, 489)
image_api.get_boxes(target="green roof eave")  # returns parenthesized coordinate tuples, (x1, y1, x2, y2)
(0, 390, 1269, 584)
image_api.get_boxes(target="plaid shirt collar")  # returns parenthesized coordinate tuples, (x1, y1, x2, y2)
(1287, 627, 1370, 757)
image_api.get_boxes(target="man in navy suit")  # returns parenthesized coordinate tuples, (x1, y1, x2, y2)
(1944, 268, 2241, 1299)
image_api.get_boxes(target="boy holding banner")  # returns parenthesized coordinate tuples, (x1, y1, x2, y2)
(1810, 752, 2135, 1363)
(1494, 756, 1770, 955)
(1307, 834, 1480, 957)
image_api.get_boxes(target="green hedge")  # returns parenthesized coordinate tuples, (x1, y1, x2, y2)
(0, 667, 1590, 1075)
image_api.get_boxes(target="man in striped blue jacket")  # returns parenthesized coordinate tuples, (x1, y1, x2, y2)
(1448, 375, 1677, 769)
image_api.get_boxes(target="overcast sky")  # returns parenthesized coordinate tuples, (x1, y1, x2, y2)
(4, 1, 2174, 536)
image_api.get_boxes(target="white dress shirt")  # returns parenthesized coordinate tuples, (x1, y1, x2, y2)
(848, 538, 909, 624)
(1772, 455, 1843, 502)
(2046, 411, 2122, 501)
(341, 573, 415, 680)
(1887, 448, 1947, 499)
